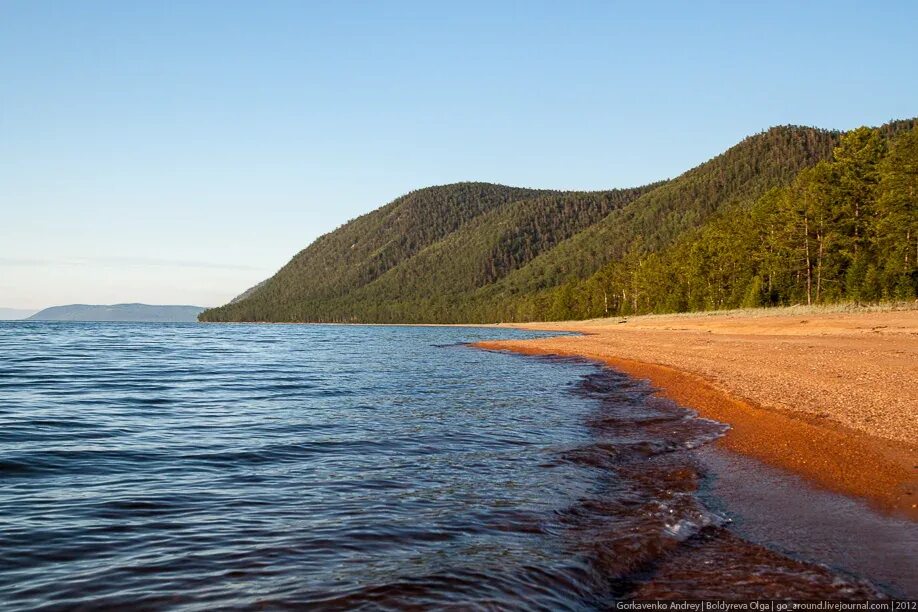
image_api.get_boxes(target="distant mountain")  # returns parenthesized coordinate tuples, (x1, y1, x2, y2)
(0, 308, 39, 320)
(201, 118, 918, 324)
(29, 303, 205, 322)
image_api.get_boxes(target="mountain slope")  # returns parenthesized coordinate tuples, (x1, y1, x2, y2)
(202, 183, 658, 321)
(203, 183, 551, 321)
(30, 304, 205, 322)
(321, 186, 661, 321)
(485, 126, 843, 296)
(560, 121, 918, 318)
(201, 119, 917, 324)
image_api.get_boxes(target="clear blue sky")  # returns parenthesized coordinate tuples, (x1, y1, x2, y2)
(2, 1, 916, 310)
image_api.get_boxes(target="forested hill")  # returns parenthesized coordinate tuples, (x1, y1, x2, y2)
(200, 119, 918, 323)
(202, 182, 658, 321)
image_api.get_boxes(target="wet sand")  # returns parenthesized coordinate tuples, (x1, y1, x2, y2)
(473, 307, 918, 518)
(696, 445, 918, 596)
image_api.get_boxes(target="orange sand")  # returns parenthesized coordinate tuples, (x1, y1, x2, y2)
(473, 308, 918, 518)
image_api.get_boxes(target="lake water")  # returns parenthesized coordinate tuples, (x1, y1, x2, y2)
(0, 322, 910, 609)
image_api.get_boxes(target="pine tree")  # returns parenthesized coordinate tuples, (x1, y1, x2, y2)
(876, 126, 918, 297)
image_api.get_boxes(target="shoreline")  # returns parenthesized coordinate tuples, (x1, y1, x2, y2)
(472, 308, 918, 519)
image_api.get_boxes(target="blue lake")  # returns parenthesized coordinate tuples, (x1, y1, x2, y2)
(0, 322, 903, 609)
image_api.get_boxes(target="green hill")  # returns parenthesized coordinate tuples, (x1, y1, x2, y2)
(203, 183, 657, 321)
(201, 119, 917, 323)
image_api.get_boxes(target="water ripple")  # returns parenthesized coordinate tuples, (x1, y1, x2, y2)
(0, 322, 887, 608)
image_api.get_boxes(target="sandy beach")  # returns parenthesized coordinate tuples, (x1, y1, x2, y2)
(474, 306, 918, 518)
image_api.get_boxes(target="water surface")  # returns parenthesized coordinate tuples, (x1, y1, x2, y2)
(0, 322, 907, 609)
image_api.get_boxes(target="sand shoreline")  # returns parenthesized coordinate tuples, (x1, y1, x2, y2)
(472, 307, 918, 519)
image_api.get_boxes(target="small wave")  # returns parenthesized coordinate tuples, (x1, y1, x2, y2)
(0, 323, 899, 609)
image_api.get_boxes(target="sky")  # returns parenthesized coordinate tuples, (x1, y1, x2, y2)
(2, 1, 917, 310)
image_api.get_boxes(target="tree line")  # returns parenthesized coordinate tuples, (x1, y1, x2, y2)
(533, 125, 918, 320)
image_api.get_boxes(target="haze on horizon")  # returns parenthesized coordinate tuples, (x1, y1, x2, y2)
(2, 0, 916, 310)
